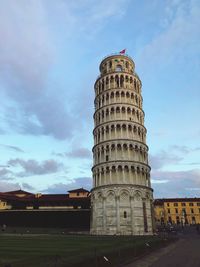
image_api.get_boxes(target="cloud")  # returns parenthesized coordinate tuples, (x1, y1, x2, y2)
(138, 0, 200, 69)
(57, 0, 129, 37)
(53, 148, 92, 159)
(0, 168, 14, 181)
(0, 144, 24, 153)
(0, 0, 131, 140)
(151, 168, 200, 198)
(7, 158, 63, 177)
(149, 145, 200, 170)
(151, 179, 169, 184)
(0, 181, 20, 192)
(43, 177, 92, 193)
(21, 182, 35, 191)
(149, 150, 183, 170)
(170, 145, 200, 154)
(0, 1, 74, 140)
(65, 148, 92, 159)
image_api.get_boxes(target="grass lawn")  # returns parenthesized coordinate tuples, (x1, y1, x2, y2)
(0, 231, 176, 267)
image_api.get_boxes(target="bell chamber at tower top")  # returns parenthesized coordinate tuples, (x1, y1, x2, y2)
(99, 54, 135, 76)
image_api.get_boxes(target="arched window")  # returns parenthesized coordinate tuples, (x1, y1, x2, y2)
(115, 76, 119, 87)
(120, 76, 124, 87)
(116, 107, 120, 113)
(102, 81, 104, 91)
(112, 166, 116, 172)
(116, 65, 122, 71)
(124, 211, 127, 218)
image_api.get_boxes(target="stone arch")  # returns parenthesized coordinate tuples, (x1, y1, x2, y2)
(134, 190, 142, 201)
(111, 143, 115, 150)
(115, 75, 120, 87)
(106, 76, 109, 85)
(122, 124, 126, 130)
(116, 124, 121, 131)
(134, 79, 136, 90)
(120, 75, 124, 87)
(111, 165, 116, 172)
(117, 143, 122, 150)
(120, 190, 129, 203)
(124, 165, 129, 172)
(128, 124, 132, 131)
(106, 190, 115, 203)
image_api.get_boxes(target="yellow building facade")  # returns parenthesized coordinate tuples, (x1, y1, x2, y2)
(154, 198, 200, 225)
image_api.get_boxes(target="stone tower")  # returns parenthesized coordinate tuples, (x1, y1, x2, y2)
(90, 53, 153, 235)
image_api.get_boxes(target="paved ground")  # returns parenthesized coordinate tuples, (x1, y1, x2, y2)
(125, 226, 200, 267)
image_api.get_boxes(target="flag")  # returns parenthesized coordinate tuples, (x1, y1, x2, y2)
(119, 49, 126, 54)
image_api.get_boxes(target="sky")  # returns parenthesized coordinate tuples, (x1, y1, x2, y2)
(0, 0, 200, 198)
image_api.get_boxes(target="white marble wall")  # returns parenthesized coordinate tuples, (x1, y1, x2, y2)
(90, 185, 153, 235)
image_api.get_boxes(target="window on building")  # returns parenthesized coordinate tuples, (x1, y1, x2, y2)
(189, 203, 194, 206)
(199, 208, 200, 213)
(197, 203, 200, 206)
(174, 203, 178, 207)
(116, 65, 122, 72)
(167, 203, 169, 207)
(124, 211, 127, 218)
(106, 155, 109, 161)
(181, 203, 186, 206)
(77, 192, 80, 196)
(168, 209, 170, 214)
(192, 216, 196, 224)
(175, 208, 178, 213)
(191, 208, 194, 213)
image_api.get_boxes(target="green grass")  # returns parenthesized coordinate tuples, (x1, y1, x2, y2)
(0, 231, 176, 267)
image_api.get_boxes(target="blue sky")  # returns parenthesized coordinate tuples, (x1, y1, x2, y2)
(0, 0, 200, 198)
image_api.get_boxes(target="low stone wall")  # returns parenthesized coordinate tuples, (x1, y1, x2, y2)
(0, 209, 90, 229)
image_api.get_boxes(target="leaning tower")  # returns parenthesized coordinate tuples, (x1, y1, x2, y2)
(90, 53, 153, 235)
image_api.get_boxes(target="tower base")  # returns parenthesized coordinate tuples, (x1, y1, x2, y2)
(90, 184, 153, 236)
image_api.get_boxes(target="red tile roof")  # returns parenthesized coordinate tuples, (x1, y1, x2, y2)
(2, 189, 34, 195)
(68, 188, 89, 193)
